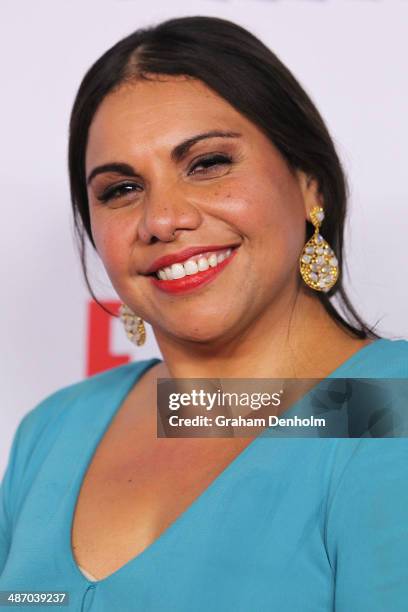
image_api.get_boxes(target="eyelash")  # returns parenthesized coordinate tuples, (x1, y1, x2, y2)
(96, 153, 233, 203)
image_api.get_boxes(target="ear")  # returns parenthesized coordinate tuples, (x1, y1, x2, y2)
(296, 171, 323, 222)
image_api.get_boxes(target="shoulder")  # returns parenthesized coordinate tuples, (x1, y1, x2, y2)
(377, 336, 408, 357)
(18, 359, 156, 438)
(0, 359, 159, 530)
(4, 359, 159, 492)
(350, 337, 408, 377)
(28, 358, 160, 423)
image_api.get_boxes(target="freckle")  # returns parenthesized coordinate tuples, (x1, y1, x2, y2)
(128, 479, 133, 483)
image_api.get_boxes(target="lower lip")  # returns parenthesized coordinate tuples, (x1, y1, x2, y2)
(149, 249, 238, 295)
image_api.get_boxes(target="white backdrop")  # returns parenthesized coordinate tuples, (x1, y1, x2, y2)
(1, 0, 407, 476)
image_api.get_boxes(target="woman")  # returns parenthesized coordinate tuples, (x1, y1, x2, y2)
(1, 15, 407, 611)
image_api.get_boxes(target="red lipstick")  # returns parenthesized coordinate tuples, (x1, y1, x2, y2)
(149, 248, 238, 295)
(145, 244, 238, 275)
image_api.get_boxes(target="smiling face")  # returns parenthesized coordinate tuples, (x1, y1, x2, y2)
(85, 75, 317, 345)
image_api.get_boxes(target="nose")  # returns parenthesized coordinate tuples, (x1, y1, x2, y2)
(137, 185, 203, 244)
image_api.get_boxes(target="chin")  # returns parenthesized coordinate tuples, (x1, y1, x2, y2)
(159, 317, 237, 345)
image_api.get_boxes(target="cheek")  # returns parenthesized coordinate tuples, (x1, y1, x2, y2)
(90, 212, 132, 276)
(221, 173, 304, 244)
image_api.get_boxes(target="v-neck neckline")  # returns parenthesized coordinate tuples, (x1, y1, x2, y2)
(67, 339, 385, 585)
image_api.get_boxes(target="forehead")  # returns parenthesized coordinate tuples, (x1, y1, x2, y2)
(86, 76, 254, 167)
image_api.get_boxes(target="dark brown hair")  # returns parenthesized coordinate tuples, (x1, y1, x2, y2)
(68, 15, 381, 339)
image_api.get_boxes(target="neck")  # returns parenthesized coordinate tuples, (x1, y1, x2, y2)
(152, 287, 364, 380)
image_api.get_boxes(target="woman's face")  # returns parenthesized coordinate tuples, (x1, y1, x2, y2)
(86, 75, 316, 344)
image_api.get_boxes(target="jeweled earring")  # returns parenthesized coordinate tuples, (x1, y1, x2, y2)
(118, 303, 146, 346)
(299, 206, 339, 293)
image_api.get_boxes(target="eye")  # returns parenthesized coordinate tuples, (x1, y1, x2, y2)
(188, 154, 233, 176)
(97, 182, 141, 203)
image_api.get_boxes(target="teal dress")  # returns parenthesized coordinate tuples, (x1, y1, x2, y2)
(1, 338, 407, 611)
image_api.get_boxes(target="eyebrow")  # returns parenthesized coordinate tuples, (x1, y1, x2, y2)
(86, 130, 242, 186)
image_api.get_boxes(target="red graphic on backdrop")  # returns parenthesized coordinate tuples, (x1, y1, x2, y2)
(86, 301, 131, 376)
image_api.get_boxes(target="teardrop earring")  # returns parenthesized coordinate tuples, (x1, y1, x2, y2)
(118, 303, 146, 346)
(299, 206, 339, 293)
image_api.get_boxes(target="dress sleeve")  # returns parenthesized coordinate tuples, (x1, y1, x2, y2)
(0, 414, 30, 574)
(325, 439, 408, 611)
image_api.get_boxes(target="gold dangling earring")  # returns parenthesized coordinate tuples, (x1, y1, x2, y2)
(299, 205, 339, 293)
(118, 303, 146, 346)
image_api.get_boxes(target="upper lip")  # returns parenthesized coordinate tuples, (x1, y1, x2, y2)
(144, 244, 239, 275)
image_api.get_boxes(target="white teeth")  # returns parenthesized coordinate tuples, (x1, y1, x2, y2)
(184, 260, 199, 275)
(197, 257, 209, 271)
(170, 263, 185, 279)
(155, 247, 235, 280)
(208, 254, 218, 267)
